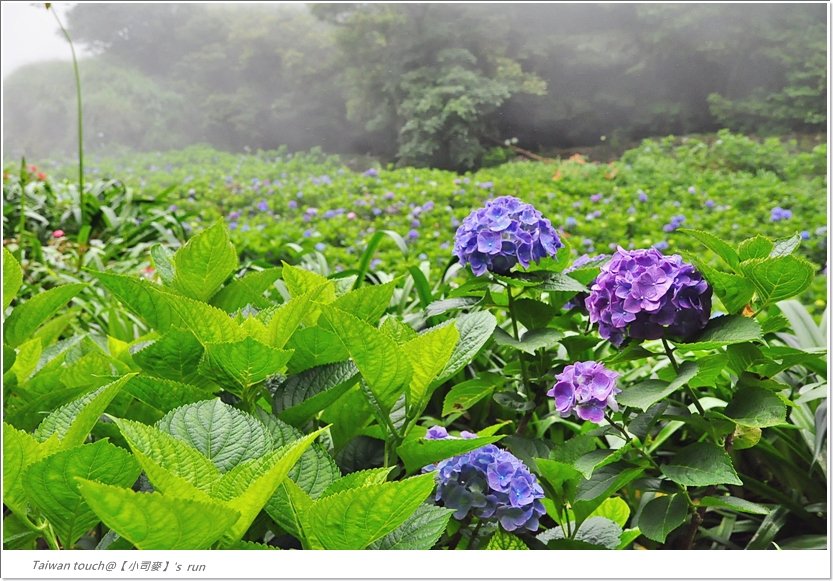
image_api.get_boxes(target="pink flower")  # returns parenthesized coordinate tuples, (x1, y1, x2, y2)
(52, 230, 65, 239)
(347, 212, 357, 220)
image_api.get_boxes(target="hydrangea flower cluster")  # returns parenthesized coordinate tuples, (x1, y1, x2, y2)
(585, 246, 712, 346)
(423, 427, 546, 532)
(453, 196, 563, 276)
(548, 361, 620, 423)
(771, 206, 792, 222)
(662, 214, 686, 232)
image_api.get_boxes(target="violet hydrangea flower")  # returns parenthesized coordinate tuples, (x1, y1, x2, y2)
(423, 428, 546, 532)
(547, 361, 620, 423)
(453, 196, 563, 276)
(585, 246, 712, 346)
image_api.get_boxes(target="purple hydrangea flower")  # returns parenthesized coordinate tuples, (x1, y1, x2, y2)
(585, 246, 712, 346)
(705, 200, 715, 209)
(590, 193, 603, 203)
(800, 230, 810, 240)
(315, 242, 326, 251)
(662, 214, 686, 233)
(363, 168, 379, 178)
(257, 200, 269, 212)
(288, 200, 298, 210)
(453, 196, 563, 276)
(547, 361, 621, 423)
(477, 181, 494, 190)
(228, 211, 241, 220)
(688, 186, 697, 194)
(423, 428, 545, 532)
(771, 207, 792, 222)
(637, 190, 648, 203)
(565, 216, 577, 228)
(408, 229, 419, 240)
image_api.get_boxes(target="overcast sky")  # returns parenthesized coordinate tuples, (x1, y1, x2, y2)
(1, 3, 84, 79)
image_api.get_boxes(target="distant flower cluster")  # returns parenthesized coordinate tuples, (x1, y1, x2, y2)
(586, 246, 712, 346)
(424, 427, 545, 532)
(663, 214, 686, 233)
(548, 361, 620, 423)
(770, 207, 792, 222)
(453, 196, 563, 276)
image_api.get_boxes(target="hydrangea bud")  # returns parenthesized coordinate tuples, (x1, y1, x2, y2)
(423, 427, 546, 532)
(548, 361, 620, 423)
(585, 246, 712, 346)
(453, 196, 563, 276)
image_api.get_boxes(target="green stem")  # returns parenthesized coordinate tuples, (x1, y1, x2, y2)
(662, 338, 705, 415)
(37, 520, 61, 550)
(507, 284, 534, 433)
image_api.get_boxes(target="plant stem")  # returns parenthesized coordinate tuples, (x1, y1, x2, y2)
(661, 338, 705, 415)
(467, 519, 484, 549)
(39, 521, 61, 550)
(507, 284, 535, 433)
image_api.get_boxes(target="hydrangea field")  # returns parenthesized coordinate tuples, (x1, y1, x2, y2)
(2, 131, 828, 552)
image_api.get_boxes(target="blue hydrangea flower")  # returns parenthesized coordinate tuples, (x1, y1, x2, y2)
(800, 230, 810, 240)
(453, 196, 563, 276)
(662, 215, 686, 233)
(363, 168, 379, 178)
(257, 200, 269, 212)
(771, 207, 792, 222)
(547, 361, 620, 423)
(637, 190, 648, 203)
(586, 246, 712, 346)
(423, 428, 546, 532)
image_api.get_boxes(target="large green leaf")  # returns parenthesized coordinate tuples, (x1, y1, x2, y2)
(132, 329, 204, 384)
(441, 374, 502, 416)
(286, 327, 349, 372)
(402, 323, 459, 418)
(722, 386, 787, 428)
(695, 263, 755, 315)
(8, 337, 42, 385)
(171, 221, 238, 302)
(211, 427, 327, 543)
(679, 229, 739, 269)
(3, 247, 22, 311)
(573, 463, 644, 525)
(124, 374, 213, 414)
(397, 435, 503, 474)
(273, 361, 359, 426)
(741, 255, 816, 305)
(150, 243, 175, 285)
(587, 496, 631, 528)
(200, 337, 293, 389)
(485, 528, 529, 550)
(493, 327, 563, 355)
(676, 315, 762, 351)
(369, 504, 454, 550)
(156, 399, 273, 472)
(302, 472, 436, 549)
(320, 467, 394, 497)
(211, 267, 281, 312)
(264, 284, 327, 349)
(3, 283, 85, 347)
(738, 236, 774, 261)
(77, 479, 239, 550)
(331, 280, 396, 323)
(3, 422, 48, 516)
(617, 362, 698, 411)
(34, 374, 135, 448)
(165, 294, 246, 343)
(637, 493, 688, 543)
(321, 306, 412, 413)
(435, 311, 497, 383)
(92, 271, 180, 331)
(660, 442, 742, 487)
(115, 417, 221, 498)
(24, 440, 141, 547)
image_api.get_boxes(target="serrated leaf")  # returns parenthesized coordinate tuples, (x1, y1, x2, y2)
(538, 517, 622, 549)
(200, 337, 292, 389)
(32, 309, 78, 346)
(282, 263, 336, 301)
(171, 221, 238, 302)
(723, 386, 786, 428)
(403, 323, 459, 418)
(769, 234, 802, 258)
(3, 422, 46, 515)
(435, 311, 497, 384)
(34, 374, 135, 448)
(660, 442, 742, 487)
(25, 440, 141, 547)
(617, 361, 698, 411)
(397, 435, 503, 474)
(638, 494, 688, 543)
(273, 361, 359, 426)
(265, 478, 314, 544)
(587, 496, 631, 528)
(4, 283, 85, 347)
(212, 427, 327, 543)
(441, 374, 501, 416)
(738, 236, 774, 261)
(679, 229, 739, 269)
(302, 472, 435, 549)
(699, 495, 770, 515)
(380, 317, 419, 343)
(156, 399, 273, 472)
(211, 268, 281, 312)
(115, 417, 221, 499)
(485, 528, 529, 550)
(286, 326, 349, 372)
(132, 329, 204, 383)
(321, 306, 412, 413)
(677, 315, 762, 351)
(3, 247, 22, 310)
(741, 255, 816, 306)
(166, 294, 246, 343)
(695, 262, 756, 314)
(573, 463, 644, 525)
(150, 244, 175, 285)
(369, 504, 453, 550)
(125, 374, 212, 414)
(321, 386, 374, 450)
(573, 446, 633, 479)
(424, 297, 481, 318)
(265, 284, 327, 349)
(92, 271, 181, 331)
(320, 467, 393, 497)
(331, 280, 396, 323)
(9, 337, 42, 384)
(493, 327, 562, 355)
(535, 458, 582, 503)
(77, 479, 239, 550)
